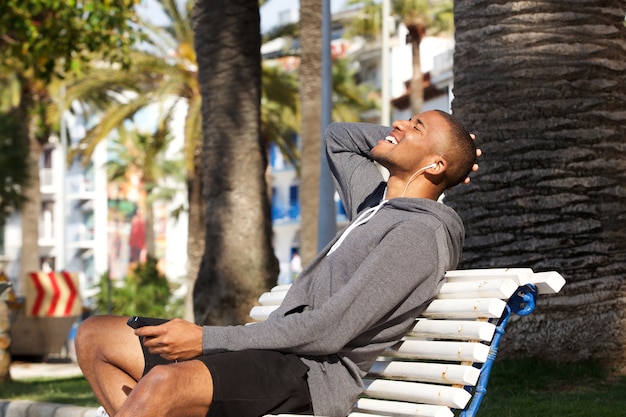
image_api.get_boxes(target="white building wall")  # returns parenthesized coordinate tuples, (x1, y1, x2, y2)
(92, 139, 109, 283)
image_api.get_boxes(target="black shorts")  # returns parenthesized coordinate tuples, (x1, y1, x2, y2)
(139, 332, 313, 417)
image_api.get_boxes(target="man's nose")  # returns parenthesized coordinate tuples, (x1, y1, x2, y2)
(392, 120, 409, 131)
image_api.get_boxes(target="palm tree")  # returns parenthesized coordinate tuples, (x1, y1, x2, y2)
(62, 0, 300, 321)
(298, 0, 324, 265)
(346, 0, 453, 115)
(447, 0, 626, 370)
(393, 0, 453, 115)
(106, 125, 185, 261)
(59, 11, 203, 317)
(0, 112, 28, 379)
(0, 0, 140, 381)
(298, 1, 379, 264)
(0, 0, 140, 298)
(261, 64, 301, 172)
(0, 72, 55, 302)
(192, 0, 279, 325)
(0, 110, 29, 233)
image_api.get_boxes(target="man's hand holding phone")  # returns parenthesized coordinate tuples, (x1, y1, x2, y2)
(127, 316, 204, 361)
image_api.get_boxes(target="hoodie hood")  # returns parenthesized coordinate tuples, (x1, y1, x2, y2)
(384, 197, 465, 267)
(326, 195, 464, 269)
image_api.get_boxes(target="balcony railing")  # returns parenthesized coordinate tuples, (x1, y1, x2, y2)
(40, 168, 54, 189)
(272, 204, 300, 223)
(67, 175, 95, 195)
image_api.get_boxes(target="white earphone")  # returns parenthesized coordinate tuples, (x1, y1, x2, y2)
(401, 163, 438, 197)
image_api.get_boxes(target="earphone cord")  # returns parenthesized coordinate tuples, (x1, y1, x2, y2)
(401, 166, 429, 197)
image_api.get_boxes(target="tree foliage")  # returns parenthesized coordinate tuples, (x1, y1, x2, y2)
(96, 257, 175, 317)
(0, 111, 28, 226)
(0, 0, 142, 82)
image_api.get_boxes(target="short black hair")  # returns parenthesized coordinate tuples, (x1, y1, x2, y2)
(434, 110, 476, 188)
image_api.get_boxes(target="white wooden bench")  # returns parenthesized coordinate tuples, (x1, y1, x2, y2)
(250, 268, 566, 417)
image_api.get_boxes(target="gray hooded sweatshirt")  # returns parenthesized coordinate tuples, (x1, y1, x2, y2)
(201, 121, 465, 416)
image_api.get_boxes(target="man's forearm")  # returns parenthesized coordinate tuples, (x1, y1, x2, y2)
(324, 122, 390, 218)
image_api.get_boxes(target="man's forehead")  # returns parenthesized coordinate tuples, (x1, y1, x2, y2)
(411, 110, 443, 124)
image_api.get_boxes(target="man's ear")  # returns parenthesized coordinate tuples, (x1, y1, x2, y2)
(427, 157, 447, 174)
(424, 157, 447, 188)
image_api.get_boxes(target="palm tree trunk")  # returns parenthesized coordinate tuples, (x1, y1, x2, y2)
(406, 24, 425, 116)
(192, 0, 279, 325)
(21, 104, 42, 293)
(299, 0, 324, 266)
(0, 299, 11, 381)
(448, 0, 626, 371)
(184, 153, 205, 322)
(1, 91, 38, 381)
(144, 200, 155, 260)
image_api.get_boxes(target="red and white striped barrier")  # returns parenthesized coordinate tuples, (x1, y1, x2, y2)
(26, 271, 82, 317)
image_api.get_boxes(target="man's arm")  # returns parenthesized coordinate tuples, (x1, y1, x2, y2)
(199, 221, 444, 357)
(324, 122, 391, 219)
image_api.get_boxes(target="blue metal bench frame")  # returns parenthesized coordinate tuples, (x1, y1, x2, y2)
(460, 283, 538, 417)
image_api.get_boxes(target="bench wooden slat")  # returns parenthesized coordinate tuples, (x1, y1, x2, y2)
(444, 268, 534, 286)
(531, 271, 566, 294)
(368, 360, 480, 386)
(362, 379, 472, 409)
(250, 297, 508, 322)
(258, 290, 289, 306)
(408, 319, 496, 342)
(249, 305, 278, 321)
(420, 298, 507, 319)
(258, 271, 565, 309)
(385, 340, 490, 363)
(353, 398, 454, 417)
(437, 278, 519, 299)
(258, 278, 520, 307)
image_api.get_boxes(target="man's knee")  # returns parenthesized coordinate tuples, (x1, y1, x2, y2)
(140, 362, 213, 410)
(75, 316, 124, 361)
(75, 316, 100, 357)
(139, 365, 189, 398)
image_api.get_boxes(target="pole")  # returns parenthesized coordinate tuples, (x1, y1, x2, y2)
(58, 86, 67, 271)
(317, 0, 337, 251)
(381, 0, 391, 126)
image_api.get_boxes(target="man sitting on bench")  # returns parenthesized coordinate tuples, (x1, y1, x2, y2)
(76, 110, 478, 417)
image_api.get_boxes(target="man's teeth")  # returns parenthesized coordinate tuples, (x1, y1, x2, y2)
(385, 136, 398, 145)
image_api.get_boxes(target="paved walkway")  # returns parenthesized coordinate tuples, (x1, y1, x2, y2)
(10, 361, 83, 380)
(0, 400, 97, 417)
(2, 362, 98, 417)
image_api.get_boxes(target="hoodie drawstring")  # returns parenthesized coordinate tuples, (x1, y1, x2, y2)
(326, 199, 388, 256)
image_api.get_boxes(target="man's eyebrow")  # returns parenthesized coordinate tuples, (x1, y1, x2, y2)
(409, 117, 426, 127)
(409, 117, 425, 127)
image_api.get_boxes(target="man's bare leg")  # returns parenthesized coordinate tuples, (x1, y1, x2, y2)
(75, 316, 145, 414)
(76, 316, 214, 417)
(116, 360, 213, 417)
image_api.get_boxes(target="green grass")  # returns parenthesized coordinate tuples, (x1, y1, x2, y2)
(1, 375, 98, 407)
(474, 358, 626, 417)
(1, 359, 625, 415)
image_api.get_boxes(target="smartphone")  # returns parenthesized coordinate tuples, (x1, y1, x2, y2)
(127, 316, 170, 329)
